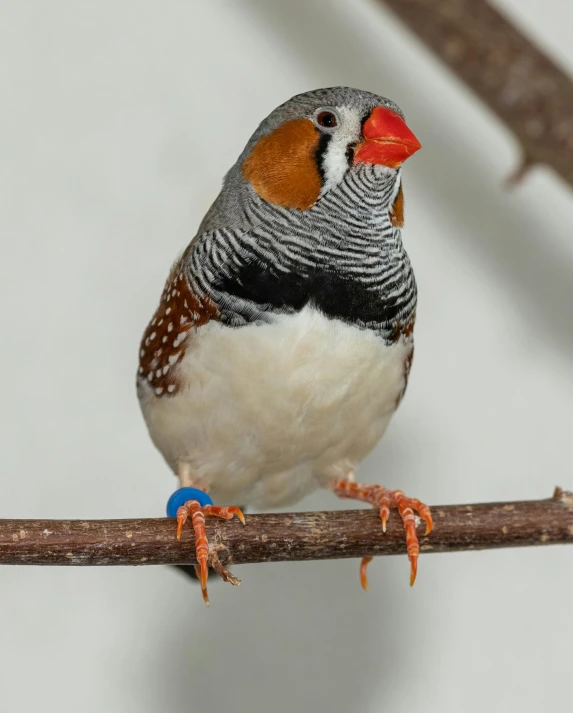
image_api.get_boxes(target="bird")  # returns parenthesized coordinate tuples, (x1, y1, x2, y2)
(137, 86, 431, 605)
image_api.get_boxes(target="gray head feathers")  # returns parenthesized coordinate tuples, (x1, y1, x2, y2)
(198, 87, 404, 234)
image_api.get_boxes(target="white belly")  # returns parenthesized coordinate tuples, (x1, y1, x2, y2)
(138, 307, 410, 508)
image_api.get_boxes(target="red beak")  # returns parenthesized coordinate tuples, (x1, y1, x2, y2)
(354, 106, 421, 168)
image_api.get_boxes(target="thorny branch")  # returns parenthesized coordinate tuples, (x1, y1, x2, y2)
(380, 0, 573, 188)
(0, 489, 571, 568)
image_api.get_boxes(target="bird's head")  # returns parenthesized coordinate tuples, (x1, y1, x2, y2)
(239, 87, 421, 212)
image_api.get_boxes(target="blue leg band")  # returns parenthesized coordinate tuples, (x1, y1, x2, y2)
(166, 487, 213, 518)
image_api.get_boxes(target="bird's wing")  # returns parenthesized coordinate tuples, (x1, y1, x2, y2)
(138, 244, 220, 395)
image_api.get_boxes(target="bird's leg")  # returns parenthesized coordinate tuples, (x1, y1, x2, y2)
(175, 462, 244, 606)
(331, 478, 433, 590)
(178, 461, 200, 489)
(176, 501, 245, 606)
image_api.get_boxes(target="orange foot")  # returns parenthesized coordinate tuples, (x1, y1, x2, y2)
(176, 501, 245, 606)
(333, 479, 433, 589)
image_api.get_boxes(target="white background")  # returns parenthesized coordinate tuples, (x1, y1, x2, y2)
(1, 1, 572, 711)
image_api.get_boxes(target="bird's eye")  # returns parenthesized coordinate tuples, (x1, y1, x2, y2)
(314, 109, 339, 130)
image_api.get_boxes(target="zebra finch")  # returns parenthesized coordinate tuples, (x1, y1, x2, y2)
(137, 87, 431, 605)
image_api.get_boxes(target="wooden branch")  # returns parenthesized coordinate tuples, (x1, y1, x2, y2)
(0, 489, 571, 567)
(380, 0, 573, 188)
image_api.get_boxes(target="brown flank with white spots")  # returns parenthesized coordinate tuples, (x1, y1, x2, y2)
(392, 314, 415, 408)
(139, 262, 217, 397)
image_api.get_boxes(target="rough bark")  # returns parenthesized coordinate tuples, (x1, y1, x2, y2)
(1, 489, 571, 567)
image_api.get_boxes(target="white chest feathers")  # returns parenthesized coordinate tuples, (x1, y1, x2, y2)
(138, 307, 411, 508)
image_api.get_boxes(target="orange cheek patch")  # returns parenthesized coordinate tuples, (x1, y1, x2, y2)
(242, 119, 322, 211)
(390, 184, 404, 228)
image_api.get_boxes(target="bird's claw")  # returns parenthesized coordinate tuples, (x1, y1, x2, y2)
(212, 546, 241, 587)
(334, 480, 432, 590)
(175, 500, 245, 606)
(389, 489, 433, 587)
